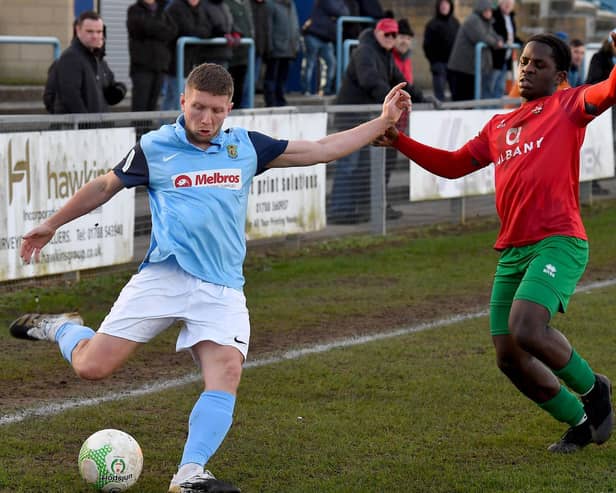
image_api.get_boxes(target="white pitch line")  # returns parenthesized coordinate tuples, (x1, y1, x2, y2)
(2, 278, 615, 426)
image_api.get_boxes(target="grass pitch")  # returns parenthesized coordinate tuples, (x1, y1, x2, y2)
(2, 202, 616, 492)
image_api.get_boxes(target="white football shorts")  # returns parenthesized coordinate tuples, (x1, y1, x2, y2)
(98, 258, 250, 360)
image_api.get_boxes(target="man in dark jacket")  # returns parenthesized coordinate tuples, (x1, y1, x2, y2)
(488, 0, 522, 98)
(202, 0, 237, 69)
(224, 0, 252, 108)
(161, 0, 212, 110)
(330, 18, 422, 223)
(48, 11, 125, 114)
(302, 0, 349, 96)
(243, 0, 269, 105)
(423, 0, 459, 101)
(127, 0, 177, 111)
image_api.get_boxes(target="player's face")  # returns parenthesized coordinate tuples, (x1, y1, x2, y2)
(181, 86, 233, 149)
(517, 41, 566, 101)
(76, 19, 104, 51)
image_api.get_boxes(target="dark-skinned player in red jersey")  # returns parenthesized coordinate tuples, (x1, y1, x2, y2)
(375, 32, 616, 453)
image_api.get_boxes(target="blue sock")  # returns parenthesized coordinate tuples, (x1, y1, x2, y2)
(180, 390, 236, 467)
(55, 322, 95, 363)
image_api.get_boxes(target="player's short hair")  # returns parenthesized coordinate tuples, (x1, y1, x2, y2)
(525, 33, 571, 72)
(77, 10, 102, 25)
(570, 38, 585, 48)
(186, 63, 234, 99)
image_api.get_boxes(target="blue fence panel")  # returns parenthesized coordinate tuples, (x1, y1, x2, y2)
(335, 16, 376, 93)
(0, 35, 62, 61)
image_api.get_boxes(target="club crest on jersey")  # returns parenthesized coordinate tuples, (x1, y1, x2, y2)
(532, 103, 543, 114)
(172, 169, 242, 190)
(226, 144, 238, 159)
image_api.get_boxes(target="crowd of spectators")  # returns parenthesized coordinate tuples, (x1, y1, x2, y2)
(40, 1, 607, 113)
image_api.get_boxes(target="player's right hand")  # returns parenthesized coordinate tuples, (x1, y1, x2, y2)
(20, 224, 56, 264)
(372, 126, 399, 147)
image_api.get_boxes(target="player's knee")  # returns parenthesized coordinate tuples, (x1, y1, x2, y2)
(206, 359, 242, 391)
(509, 315, 544, 352)
(495, 350, 517, 376)
(73, 360, 113, 380)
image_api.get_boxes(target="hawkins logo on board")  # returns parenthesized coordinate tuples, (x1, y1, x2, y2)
(172, 169, 242, 190)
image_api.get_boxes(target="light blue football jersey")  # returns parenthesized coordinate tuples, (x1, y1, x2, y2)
(113, 115, 288, 289)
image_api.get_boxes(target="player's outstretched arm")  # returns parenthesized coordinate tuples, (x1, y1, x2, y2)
(585, 32, 616, 115)
(21, 171, 125, 263)
(374, 127, 481, 179)
(266, 82, 411, 168)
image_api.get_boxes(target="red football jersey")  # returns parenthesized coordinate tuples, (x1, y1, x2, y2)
(467, 86, 594, 249)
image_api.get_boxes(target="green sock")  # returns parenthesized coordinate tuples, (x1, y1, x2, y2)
(553, 349, 596, 395)
(538, 385, 586, 426)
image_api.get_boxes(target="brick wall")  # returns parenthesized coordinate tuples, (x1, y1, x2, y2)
(0, 0, 73, 83)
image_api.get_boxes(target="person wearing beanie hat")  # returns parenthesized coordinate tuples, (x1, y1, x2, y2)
(393, 18, 415, 84)
(447, 0, 504, 100)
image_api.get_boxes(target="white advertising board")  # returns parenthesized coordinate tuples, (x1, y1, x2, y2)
(409, 109, 614, 201)
(226, 112, 327, 240)
(0, 128, 136, 281)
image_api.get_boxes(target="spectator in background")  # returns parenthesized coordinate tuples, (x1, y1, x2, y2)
(224, 0, 254, 108)
(201, 0, 237, 69)
(568, 39, 586, 88)
(392, 18, 414, 85)
(585, 30, 616, 195)
(330, 18, 423, 223)
(162, 0, 211, 111)
(343, 0, 384, 40)
(243, 0, 270, 106)
(301, 0, 349, 96)
(48, 11, 126, 114)
(447, 0, 503, 101)
(263, 0, 300, 107)
(489, 0, 522, 98)
(423, 0, 459, 102)
(127, 0, 177, 111)
(586, 34, 616, 84)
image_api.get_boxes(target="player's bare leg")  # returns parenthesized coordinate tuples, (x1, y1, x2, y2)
(493, 300, 613, 452)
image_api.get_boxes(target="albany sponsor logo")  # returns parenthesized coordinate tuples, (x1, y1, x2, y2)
(172, 169, 242, 190)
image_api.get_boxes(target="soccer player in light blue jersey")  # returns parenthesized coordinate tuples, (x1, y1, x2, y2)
(9, 63, 410, 493)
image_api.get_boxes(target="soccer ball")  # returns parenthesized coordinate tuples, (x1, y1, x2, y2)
(78, 429, 143, 492)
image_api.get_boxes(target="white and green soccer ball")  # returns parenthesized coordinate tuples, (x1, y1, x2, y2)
(78, 429, 143, 492)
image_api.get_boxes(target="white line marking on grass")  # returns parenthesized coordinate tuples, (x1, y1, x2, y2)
(2, 278, 615, 426)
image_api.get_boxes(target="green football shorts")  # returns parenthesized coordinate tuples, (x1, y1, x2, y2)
(489, 235, 588, 336)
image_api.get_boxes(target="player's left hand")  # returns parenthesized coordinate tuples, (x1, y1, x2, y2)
(381, 82, 411, 126)
(372, 126, 399, 147)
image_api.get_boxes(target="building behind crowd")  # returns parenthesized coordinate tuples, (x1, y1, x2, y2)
(1, 0, 616, 93)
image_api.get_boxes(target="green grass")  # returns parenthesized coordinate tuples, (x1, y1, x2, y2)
(2, 202, 616, 492)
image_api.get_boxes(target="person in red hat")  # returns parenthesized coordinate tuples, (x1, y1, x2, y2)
(329, 16, 424, 224)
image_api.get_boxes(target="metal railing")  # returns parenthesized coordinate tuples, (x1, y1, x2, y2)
(335, 16, 375, 92)
(474, 42, 521, 99)
(0, 35, 62, 61)
(342, 39, 359, 77)
(175, 36, 255, 108)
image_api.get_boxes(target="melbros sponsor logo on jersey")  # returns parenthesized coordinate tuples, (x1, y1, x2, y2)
(172, 169, 242, 190)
